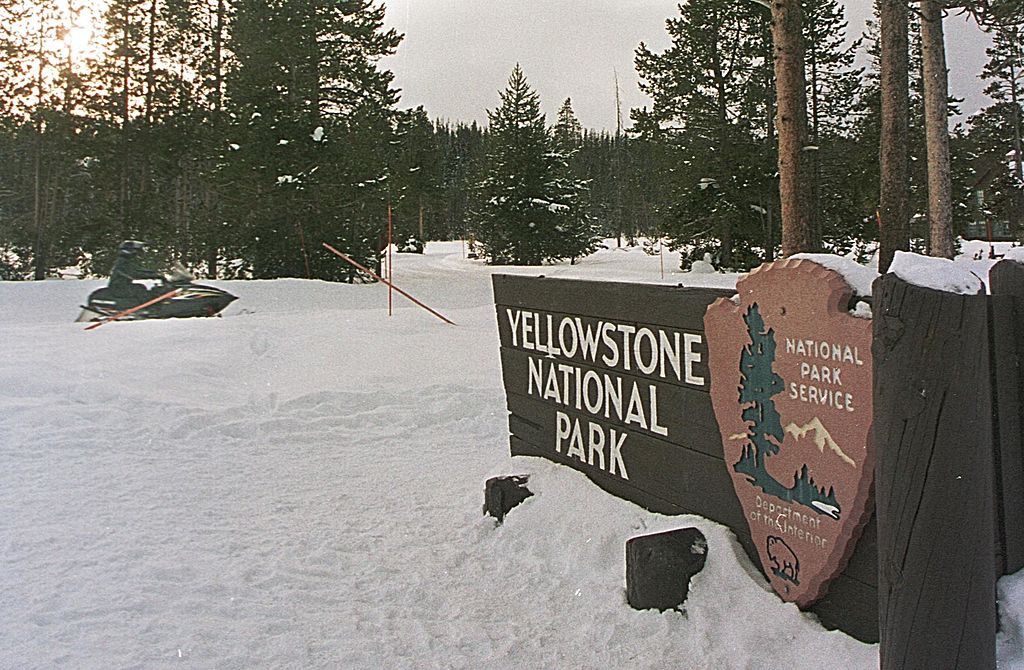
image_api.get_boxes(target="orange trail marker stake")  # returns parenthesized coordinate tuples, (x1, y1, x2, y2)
(387, 203, 393, 317)
(84, 288, 181, 331)
(322, 242, 456, 326)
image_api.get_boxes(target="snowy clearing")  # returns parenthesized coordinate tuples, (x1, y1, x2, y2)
(1, 241, 1021, 669)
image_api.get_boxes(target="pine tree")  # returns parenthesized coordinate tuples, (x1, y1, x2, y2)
(919, 0, 954, 258)
(633, 0, 776, 268)
(551, 98, 583, 156)
(771, 0, 815, 257)
(224, 0, 401, 280)
(978, 24, 1023, 232)
(436, 121, 487, 241)
(802, 0, 863, 248)
(959, 24, 1024, 238)
(0, 2, 98, 278)
(390, 106, 443, 243)
(475, 65, 597, 265)
(878, 0, 911, 271)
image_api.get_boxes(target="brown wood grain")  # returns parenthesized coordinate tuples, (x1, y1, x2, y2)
(873, 274, 997, 670)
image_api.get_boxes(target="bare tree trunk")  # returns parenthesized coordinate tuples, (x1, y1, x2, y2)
(809, 43, 822, 248)
(120, 4, 131, 233)
(772, 0, 815, 257)
(710, 34, 735, 265)
(214, 0, 224, 115)
(205, 0, 226, 279)
(764, 29, 777, 260)
(879, 0, 911, 273)
(921, 0, 955, 258)
(145, 0, 157, 125)
(33, 19, 46, 280)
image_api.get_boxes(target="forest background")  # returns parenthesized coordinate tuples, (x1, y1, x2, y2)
(0, 0, 1021, 280)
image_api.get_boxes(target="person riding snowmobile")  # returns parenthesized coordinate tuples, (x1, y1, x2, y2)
(77, 243, 237, 322)
(108, 240, 164, 302)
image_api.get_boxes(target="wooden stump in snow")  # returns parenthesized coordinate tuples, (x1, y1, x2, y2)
(483, 475, 532, 524)
(625, 527, 707, 612)
(873, 273, 997, 670)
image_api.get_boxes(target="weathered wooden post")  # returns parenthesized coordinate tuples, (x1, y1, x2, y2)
(990, 258, 1024, 576)
(873, 268, 997, 669)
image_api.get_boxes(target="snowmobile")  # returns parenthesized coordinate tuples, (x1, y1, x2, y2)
(76, 263, 238, 323)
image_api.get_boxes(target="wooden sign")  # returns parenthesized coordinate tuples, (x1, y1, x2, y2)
(493, 274, 734, 519)
(704, 258, 874, 607)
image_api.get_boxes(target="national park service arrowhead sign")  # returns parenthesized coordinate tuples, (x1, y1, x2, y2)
(704, 258, 874, 607)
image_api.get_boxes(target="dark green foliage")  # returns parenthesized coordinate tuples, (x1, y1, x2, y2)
(0, 0, 1014, 278)
(632, 0, 776, 268)
(0, 0, 406, 281)
(803, 0, 866, 250)
(474, 66, 599, 265)
(551, 98, 583, 156)
(632, 0, 877, 268)
(435, 121, 487, 241)
(957, 24, 1023, 237)
(388, 107, 444, 243)
(222, 0, 401, 281)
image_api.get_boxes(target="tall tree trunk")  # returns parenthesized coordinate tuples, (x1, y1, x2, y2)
(62, 39, 73, 112)
(764, 28, 777, 261)
(120, 3, 131, 233)
(921, 0, 955, 258)
(33, 19, 46, 280)
(206, 0, 226, 279)
(710, 35, 735, 266)
(214, 0, 224, 114)
(809, 44, 822, 248)
(879, 0, 911, 273)
(772, 0, 815, 257)
(145, 0, 157, 125)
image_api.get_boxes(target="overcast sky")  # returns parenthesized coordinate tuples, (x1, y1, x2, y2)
(381, 0, 993, 131)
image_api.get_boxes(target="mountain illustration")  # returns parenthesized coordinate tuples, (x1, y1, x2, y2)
(784, 418, 856, 467)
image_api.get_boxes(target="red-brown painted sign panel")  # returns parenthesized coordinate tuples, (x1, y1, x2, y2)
(704, 258, 874, 606)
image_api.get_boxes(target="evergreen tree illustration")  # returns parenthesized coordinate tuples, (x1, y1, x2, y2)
(737, 303, 786, 475)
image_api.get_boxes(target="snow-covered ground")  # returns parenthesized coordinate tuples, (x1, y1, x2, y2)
(1, 241, 1022, 669)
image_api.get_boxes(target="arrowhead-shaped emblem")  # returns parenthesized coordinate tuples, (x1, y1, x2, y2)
(704, 258, 875, 607)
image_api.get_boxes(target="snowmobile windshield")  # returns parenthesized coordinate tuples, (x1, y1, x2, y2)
(164, 263, 192, 283)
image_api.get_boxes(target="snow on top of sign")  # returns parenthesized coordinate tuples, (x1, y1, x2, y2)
(789, 253, 877, 297)
(1004, 246, 1024, 263)
(850, 301, 872, 319)
(889, 250, 985, 295)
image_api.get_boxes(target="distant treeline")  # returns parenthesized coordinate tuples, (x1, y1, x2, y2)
(0, 0, 1020, 279)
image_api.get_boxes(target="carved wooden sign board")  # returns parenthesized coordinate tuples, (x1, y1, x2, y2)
(492, 274, 736, 524)
(704, 259, 874, 606)
(492, 263, 874, 614)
